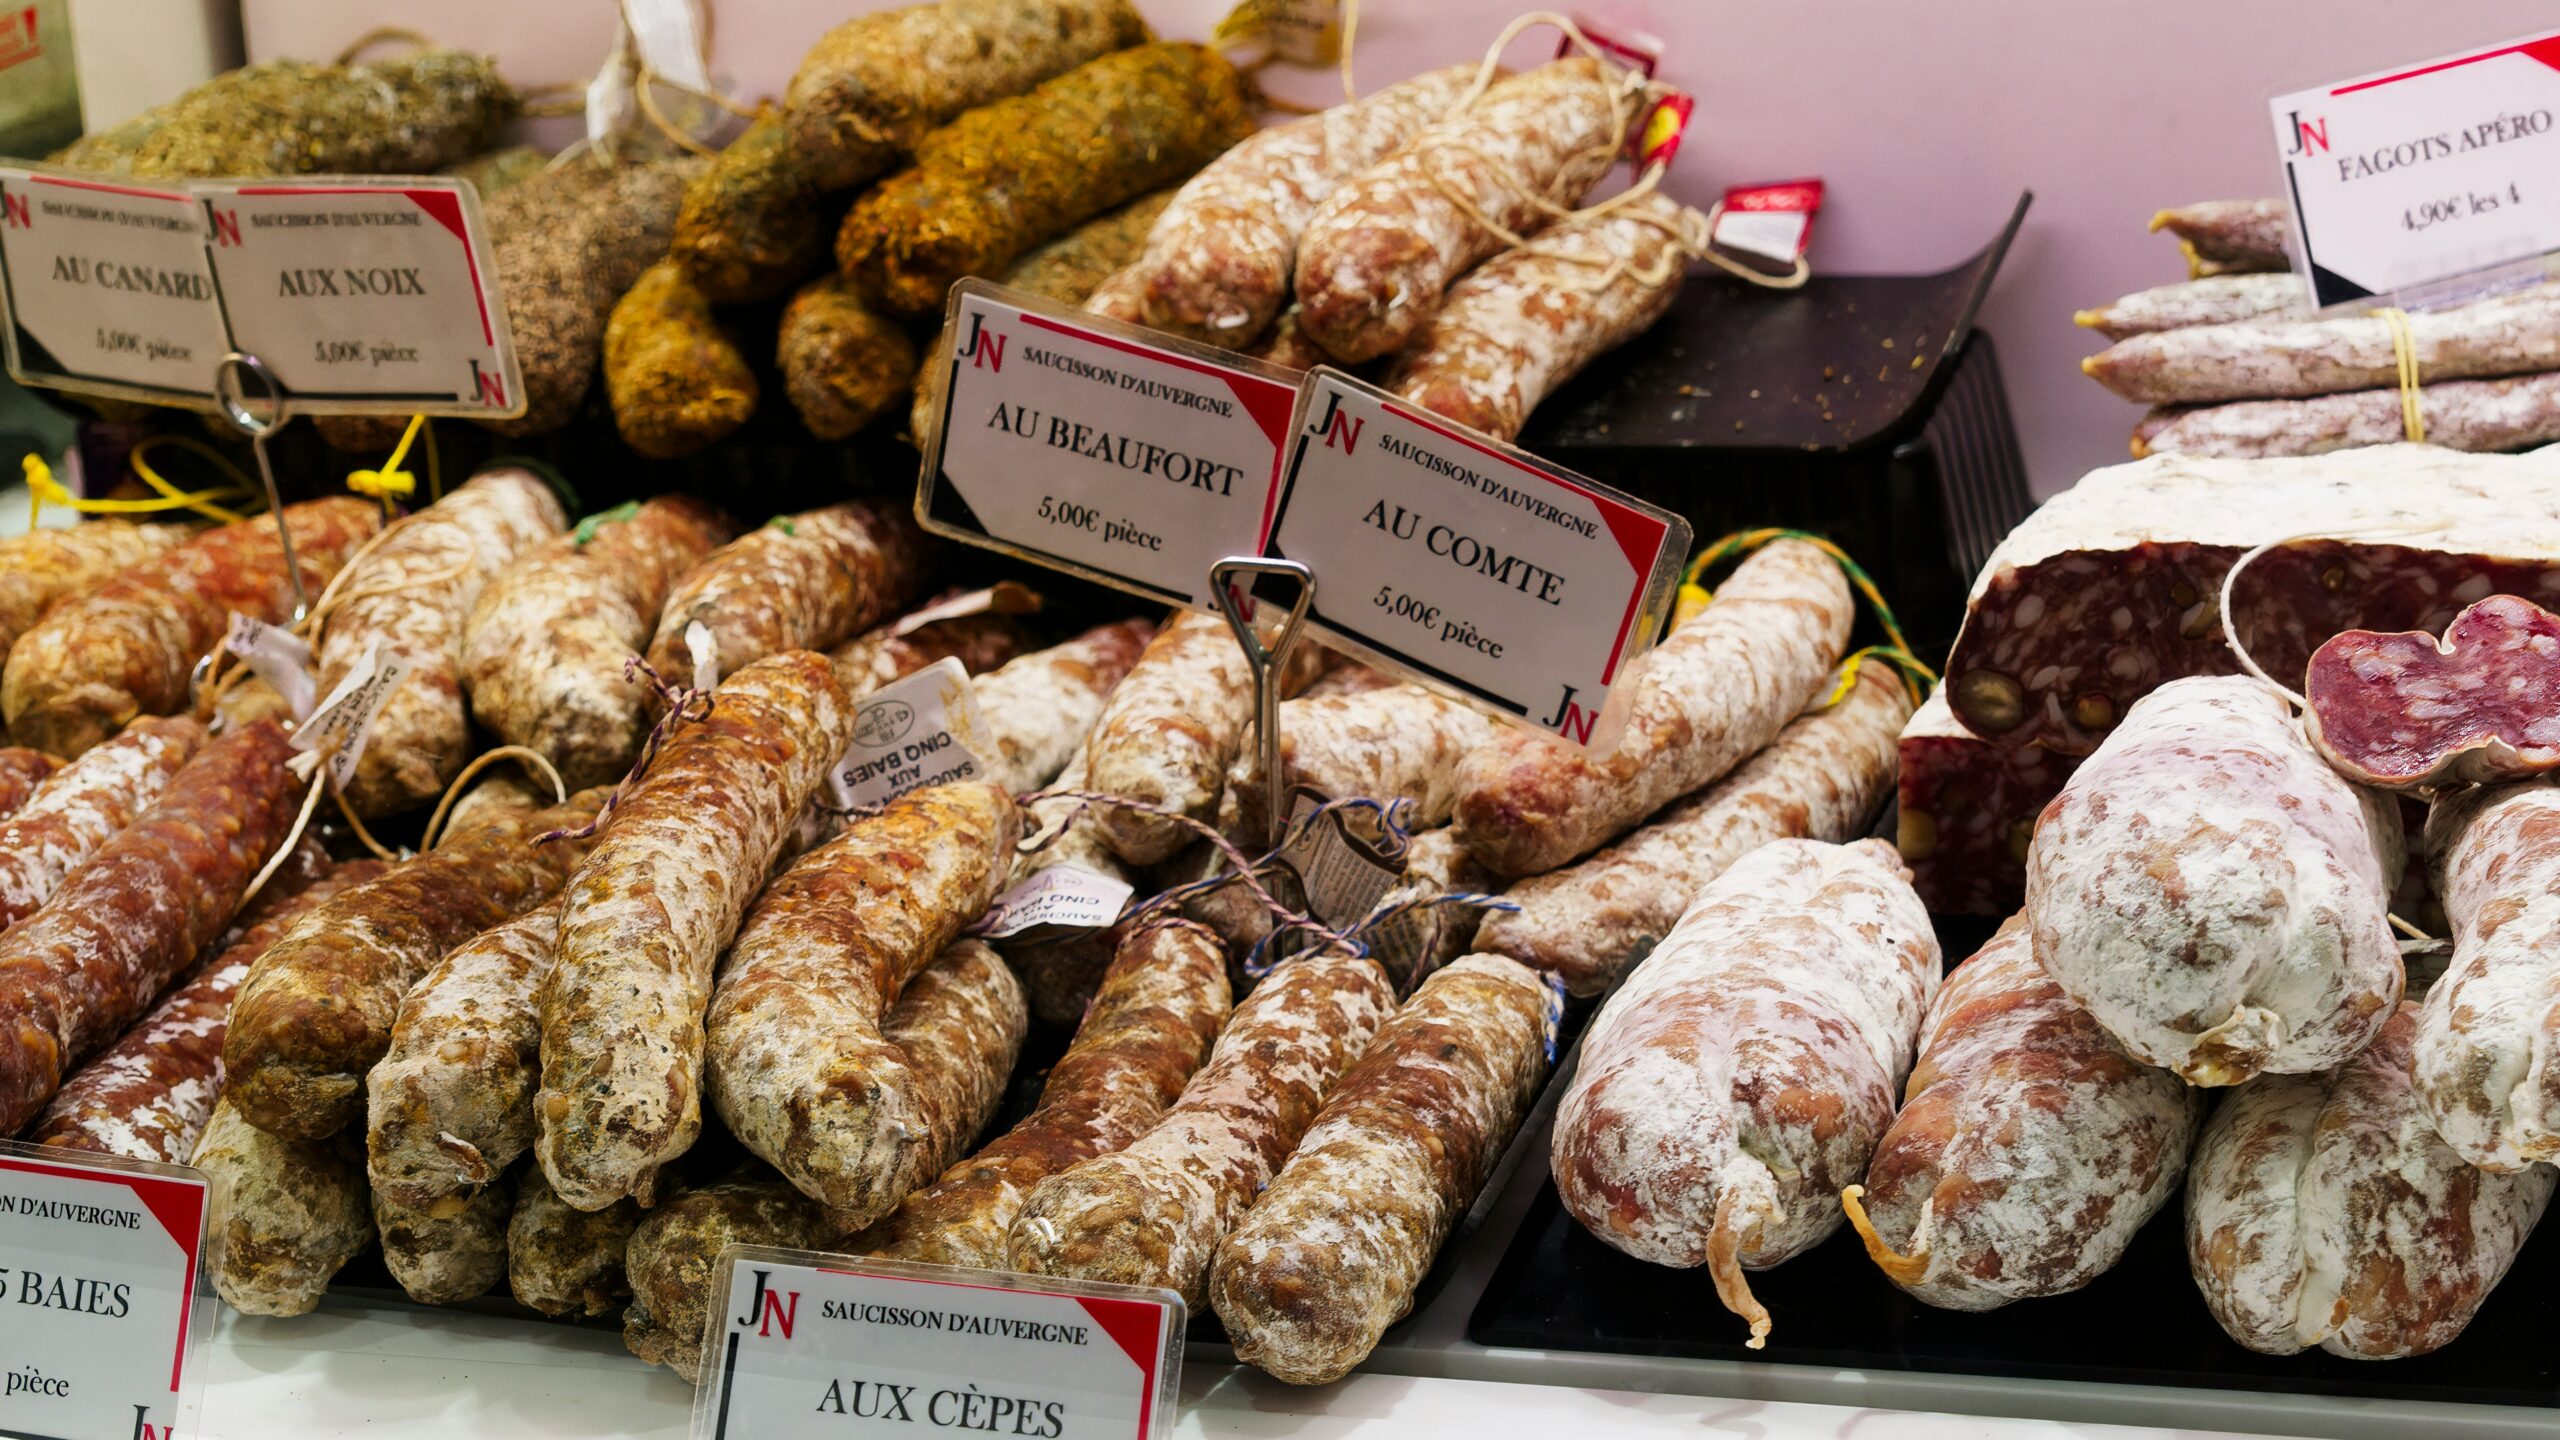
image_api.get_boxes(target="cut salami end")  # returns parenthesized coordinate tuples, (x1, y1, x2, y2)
(1895, 688, 2080, 916)
(2306, 594, 2560, 792)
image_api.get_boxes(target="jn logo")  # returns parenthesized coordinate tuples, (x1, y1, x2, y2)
(132, 1405, 174, 1440)
(209, 208, 240, 247)
(1313, 390, 1364, 453)
(470, 360, 507, 409)
(1540, 685, 1596, 745)
(734, 1269, 800, 1341)
(2284, 109, 2330, 158)
(958, 313, 1005, 372)
(1, 189, 25, 229)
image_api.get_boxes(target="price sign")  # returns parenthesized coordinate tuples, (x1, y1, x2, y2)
(916, 280, 1298, 613)
(2274, 28, 2560, 308)
(198, 178, 520, 415)
(0, 170, 229, 404)
(1261, 369, 1689, 746)
(692, 1248, 1182, 1440)
(0, 1141, 213, 1440)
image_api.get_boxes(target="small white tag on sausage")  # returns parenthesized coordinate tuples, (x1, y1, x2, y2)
(1271, 786, 1405, 931)
(828, 657, 993, 811)
(976, 863, 1134, 942)
(223, 611, 316, 720)
(290, 639, 412, 788)
(890, 581, 1043, 637)
(685, 620, 720, 692)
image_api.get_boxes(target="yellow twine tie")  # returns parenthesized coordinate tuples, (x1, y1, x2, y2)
(2371, 307, 2425, 444)
(348, 414, 431, 505)
(27, 444, 257, 528)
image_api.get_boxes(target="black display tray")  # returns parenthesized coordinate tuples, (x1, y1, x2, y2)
(1467, 913, 2560, 1415)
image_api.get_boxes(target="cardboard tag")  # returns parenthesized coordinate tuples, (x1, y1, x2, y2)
(1211, 0, 1344, 65)
(693, 1249, 1182, 1440)
(828, 658, 991, 811)
(1261, 369, 1690, 748)
(1712, 179, 1825, 273)
(917, 280, 1298, 614)
(1556, 13, 1664, 76)
(1635, 91, 1696, 171)
(1269, 785, 1404, 931)
(223, 611, 316, 721)
(290, 639, 412, 788)
(0, 169, 229, 405)
(974, 863, 1134, 942)
(0, 1141, 214, 1440)
(195, 176, 521, 416)
(685, 620, 721, 692)
(2273, 28, 2560, 309)
(890, 581, 1043, 638)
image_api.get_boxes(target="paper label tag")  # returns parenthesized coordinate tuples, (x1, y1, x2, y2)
(1712, 179, 1825, 269)
(1555, 13, 1663, 76)
(1261, 369, 1690, 747)
(917, 280, 1299, 615)
(1211, 0, 1344, 65)
(1268, 785, 1404, 931)
(828, 658, 990, 811)
(0, 170, 230, 403)
(291, 639, 412, 788)
(890, 581, 1043, 638)
(2273, 29, 2560, 309)
(0, 1141, 213, 1440)
(685, 620, 721, 692)
(224, 611, 316, 721)
(693, 1248, 1182, 1440)
(974, 863, 1134, 942)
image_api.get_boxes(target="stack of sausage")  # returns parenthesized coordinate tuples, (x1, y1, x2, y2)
(2075, 197, 2560, 459)
(590, 0, 1698, 460)
(1897, 441, 2560, 915)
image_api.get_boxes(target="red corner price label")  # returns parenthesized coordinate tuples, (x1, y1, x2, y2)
(917, 279, 1298, 614)
(693, 1248, 1182, 1440)
(2274, 27, 2560, 308)
(196, 176, 522, 416)
(1264, 369, 1689, 747)
(0, 169, 229, 404)
(0, 1141, 214, 1440)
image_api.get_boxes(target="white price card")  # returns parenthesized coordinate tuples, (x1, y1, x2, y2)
(828, 658, 992, 812)
(1262, 369, 1690, 746)
(974, 863, 1134, 942)
(0, 1141, 213, 1440)
(2274, 28, 2560, 308)
(290, 639, 412, 789)
(196, 176, 522, 415)
(692, 1248, 1183, 1440)
(0, 169, 230, 404)
(917, 280, 1298, 613)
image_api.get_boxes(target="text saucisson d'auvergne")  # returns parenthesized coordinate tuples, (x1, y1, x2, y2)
(463, 494, 738, 791)
(537, 651, 858, 1210)
(223, 789, 607, 1141)
(0, 719, 302, 1134)
(643, 499, 932, 695)
(1008, 950, 1395, 1306)
(2, 498, 380, 759)
(1210, 953, 1553, 1385)
(852, 919, 1232, 1268)
(1453, 538, 1852, 878)
(1843, 915, 2200, 1311)
(316, 468, 566, 817)
(30, 858, 383, 1163)
(0, 713, 202, 931)
(707, 783, 1021, 1220)
(1551, 839, 1939, 1349)
(1477, 659, 1911, 995)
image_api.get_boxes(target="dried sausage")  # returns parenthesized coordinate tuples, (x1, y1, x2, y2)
(1480, 659, 1910, 995)
(671, 113, 829, 304)
(2186, 1004, 2555, 1358)
(0, 719, 302, 1134)
(1227, 683, 1500, 842)
(852, 919, 1230, 1267)
(778, 274, 920, 441)
(974, 618, 1154, 794)
(2303, 594, 2560, 790)
(2084, 281, 2560, 405)
(644, 500, 933, 692)
(2150, 199, 2289, 274)
(2, 497, 380, 758)
(1385, 189, 1692, 441)
(622, 1166, 834, 1379)
(225, 789, 605, 1140)
(827, 596, 1036, 700)
(1454, 538, 1852, 878)
(376, 1174, 512, 1306)
(509, 1166, 642, 1318)
(2133, 371, 2560, 460)
(367, 897, 566, 1208)
(1211, 952, 1552, 1384)
(0, 520, 185, 670)
(463, 494, 738, 791)
(2411, 781, 2560, 1170)
(0, 748, 56, 821)
(29, 859, 381, 1163)
(707, 784, 1021, 1218)
(1357, 828, 1495, 991)
(605, 259, 759, 458)
(1844, 915, 2200, 1311)
(1894, 686, 2081, 916)
(1294, 59, 1648, 363)
(193, 1097, 371, 1317)
(1009, 950, 1393, 1304)
(995, 751, 1138, 1026)
(2027, 676, 2402, 1086)
(1552, 839, 1935, 1348)
(0, 714, 202, 932)
(316, 469, 566, 817)
(2073, 273, 2302, 341)
(1127, 65, 1476, 347)
(538, 651, 859, 1210)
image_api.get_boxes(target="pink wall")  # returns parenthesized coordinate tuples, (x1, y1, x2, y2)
(247, 1, 2560, 496)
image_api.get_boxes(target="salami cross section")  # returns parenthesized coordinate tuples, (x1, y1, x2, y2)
(2305, 594, 2560, 791)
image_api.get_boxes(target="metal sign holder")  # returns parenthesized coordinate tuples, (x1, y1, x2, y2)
(1208, 555, 1313, 851)
(211, 350, 309, 621)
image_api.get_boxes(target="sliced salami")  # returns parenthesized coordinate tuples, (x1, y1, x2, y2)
(2304, 594, 2560, 790)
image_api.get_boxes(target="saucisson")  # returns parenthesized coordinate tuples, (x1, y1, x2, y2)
(376, 1175, 512, 1306)
(194, 1097, 371, 1317)
(2412, 781, 2560, 1171)
(0, 748, 56, 820)
(644, 500, 932, 692)
(1226, 683, 1499, 842)
(973, 618, 1154, 794)
(2073, 273, 2302, 341)
(622, 1166, 834, 1379)
(2083, 282, 2560, 406)
(509, 1166, 642, 1318)
(2302, 594, 2560, 791)
(0, 714, 202, 932)
(0, 520, 184, 670)
(2134, 371, 2560, 460)
(1894, 686, 2081, 916)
